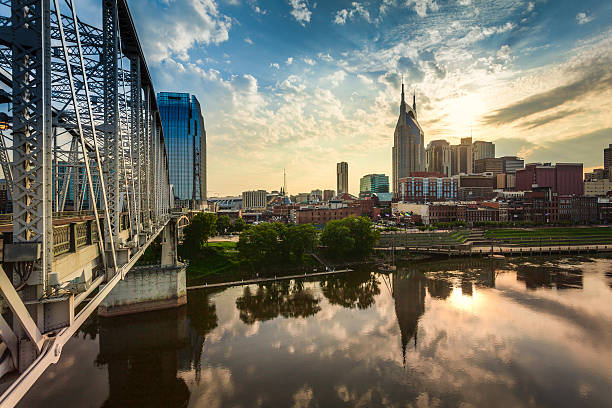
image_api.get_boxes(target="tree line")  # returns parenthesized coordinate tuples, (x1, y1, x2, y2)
(181, 213, 380, 269)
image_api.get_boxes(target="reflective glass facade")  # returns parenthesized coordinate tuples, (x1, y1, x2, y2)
(392, 85, 425, 194)
(158, 92, 206, 207)
(359, 174, 389, 194)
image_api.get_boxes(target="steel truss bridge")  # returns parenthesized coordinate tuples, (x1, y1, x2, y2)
(0, 1, 175, 406)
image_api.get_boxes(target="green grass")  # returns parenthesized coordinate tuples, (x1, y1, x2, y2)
(485, 227, 612, 239)
(185, 241, 241, 281)
(484, 227, 612, 246)
(378, 231, 470, 247)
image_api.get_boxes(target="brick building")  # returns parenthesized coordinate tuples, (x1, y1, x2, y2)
(397, 176, 458, 203)
(296, 206, 361, 225)
(516, 163, 583, 196)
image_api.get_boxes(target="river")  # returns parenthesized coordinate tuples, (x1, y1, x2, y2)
(19, 256, 612, 407)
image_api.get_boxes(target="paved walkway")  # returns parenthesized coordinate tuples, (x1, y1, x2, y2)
(376, 244, 612, 256)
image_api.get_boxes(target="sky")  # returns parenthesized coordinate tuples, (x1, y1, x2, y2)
(85, 0, 612, 196)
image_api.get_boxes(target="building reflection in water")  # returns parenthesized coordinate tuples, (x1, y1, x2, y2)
(390, 259, 501, 363)
(179, 290, 219, 381)
(516, 265, 583, 290)
(96, 307, 190, 407)
(392, 271, 426, 363)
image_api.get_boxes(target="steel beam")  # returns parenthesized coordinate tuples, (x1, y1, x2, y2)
(0, 267, 43, 351)
(102, 0, 121, 249)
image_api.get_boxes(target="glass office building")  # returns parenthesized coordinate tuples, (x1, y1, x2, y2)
(359, 174, 390, 195)
(157, 92, 206, 207)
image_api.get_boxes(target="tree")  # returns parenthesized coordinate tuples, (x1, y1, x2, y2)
(182, 212, 217, 258)
(287, 224, 318, 263)
(320, 220, 355, 260)
(232, 217, 246, 233)
(321, 270, 380, 309)
(344, 216, 379, 257)
(237, 222, 319, 268)
(320, 216, 379, 260)
(216, 215, 231, 235)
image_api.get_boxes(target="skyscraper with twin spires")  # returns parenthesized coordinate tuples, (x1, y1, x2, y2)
(392, 83, 425, 195)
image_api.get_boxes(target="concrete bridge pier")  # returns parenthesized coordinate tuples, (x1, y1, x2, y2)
(98, 220, 186, 317)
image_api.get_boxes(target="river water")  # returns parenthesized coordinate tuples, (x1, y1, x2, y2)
(19, 256, 612, 407)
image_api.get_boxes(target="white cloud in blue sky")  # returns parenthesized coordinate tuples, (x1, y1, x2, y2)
(91, 0, 612, 195)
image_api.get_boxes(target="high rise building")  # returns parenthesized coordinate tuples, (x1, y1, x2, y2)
(359, 174, 390, 195)
(451, 137, 473, 175)
(392, 83, 425, 194)
(337, 162, 349, 194)
(158, 92, 206, 208)
(474, 157, 503, 174)
(473, 140, 495, 161)
(425, 140, 451, 176)
(605, 144, 612, 179)
(323, 189, 335, 202)
(500, 156, 525, 174)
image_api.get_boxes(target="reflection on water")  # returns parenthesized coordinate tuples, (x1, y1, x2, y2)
(19, 256, 612, 407)
(97, 308, 190, 407)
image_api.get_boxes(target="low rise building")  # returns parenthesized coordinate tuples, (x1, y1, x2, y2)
(208, 196, 242, 210)
(296, 206, 361, 225)
(397, 175, 458, 203)
(242, 190, 268, 210)
(458, 174, 495, 201)
(393, 203, 430, 224)
(428, 203, 459, 224)
(584, 178, 612, 197)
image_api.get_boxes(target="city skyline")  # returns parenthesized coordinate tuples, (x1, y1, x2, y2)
(75, 0, 611, 195)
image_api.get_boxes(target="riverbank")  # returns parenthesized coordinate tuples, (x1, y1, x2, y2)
(185, 241, 367, 286)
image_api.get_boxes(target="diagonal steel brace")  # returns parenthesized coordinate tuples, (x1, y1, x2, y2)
(0, 267, 44, 351)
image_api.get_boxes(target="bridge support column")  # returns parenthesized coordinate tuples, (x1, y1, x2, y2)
(161, 219, 178, 267)
(98, 264, 186, 317)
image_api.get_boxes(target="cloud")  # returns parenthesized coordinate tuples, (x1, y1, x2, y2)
(576, 12, 594, 25)
(325, 70, 347, 87)
(334, 9, 348, 25)
(244, 37, 254, 44)
(378, 0, 396, 16)
(318, 53, 333, 62)
(518, 108, 586, 130)
(270, 62, 280, 69)
(303, 58, 316, 66)
(482, 63, 612, 126)
(406, 0, 439, 18)
(288, 0, 311, 26)
(397, 57, 424, 82)
(495, 128, 612, 167)
(379, 72, 401, 88)
(357, 74, 373, 84)
(286, 57, 294, 65)
(131, 0, 231, 63)
(333, 2, 371, 25)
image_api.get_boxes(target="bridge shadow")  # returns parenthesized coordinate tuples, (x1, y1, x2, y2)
(95, 307, 190, 407)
